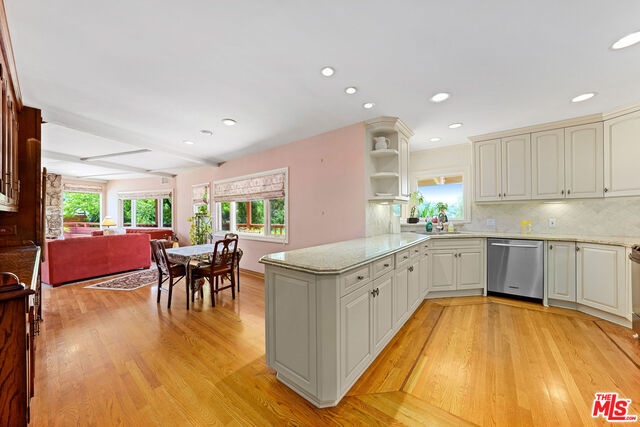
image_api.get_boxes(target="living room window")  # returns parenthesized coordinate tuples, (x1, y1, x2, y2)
(213, 168, 288, 242)
(118, 190, 173, 229)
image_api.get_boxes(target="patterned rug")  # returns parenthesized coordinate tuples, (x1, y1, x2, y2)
(84, 267, 159, 291)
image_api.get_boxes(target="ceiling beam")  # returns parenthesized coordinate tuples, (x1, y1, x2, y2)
(43, 107, 220, 167)
(43, 150, 176, 178)
(80, 149, 151, 161)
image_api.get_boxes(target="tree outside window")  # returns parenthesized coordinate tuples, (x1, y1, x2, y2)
(123, 199, 132, 227)
(63, 192, 101, 224)
(269, 198, 285, 235)
(417, 175, 464, 220)
(162, 198, 172, 228)
(135, 199, 158, 227)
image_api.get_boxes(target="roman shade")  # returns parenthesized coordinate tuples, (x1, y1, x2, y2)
(117, 190, 172, 200)
(63, 183, 103, 193)
(214, 169, 286, 202)
(192, 184, 210, 205)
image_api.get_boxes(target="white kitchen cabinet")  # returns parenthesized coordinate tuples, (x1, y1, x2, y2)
(455, 249, 484, 290)
(372, 273, 395, 354)
(531, 129, 565, 199)
(565, 122, 603, 199)
(340, 282, 373, 389)
(419, 250, 429, 297)
(429, 250, 456, 291)
(408, 260, 421, 312)
(394, 266, 409, 327)
(474, 139, 502, 201)
(398, 134, 410, 197)
(547, 241, 576, 302)
(576, 243, 626, 317)
(501, 134, 531, 200)
(604, 110, 640, 197)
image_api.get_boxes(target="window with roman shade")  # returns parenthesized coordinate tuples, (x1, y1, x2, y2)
(118, 189, 174, 228)
(213, 168, 288, 243)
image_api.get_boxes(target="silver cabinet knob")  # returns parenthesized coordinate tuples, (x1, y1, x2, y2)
(604, 187, 609, 193)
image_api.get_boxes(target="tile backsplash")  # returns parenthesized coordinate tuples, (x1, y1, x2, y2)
(467, 197, 640, 236)
(366, 202, 400, 236)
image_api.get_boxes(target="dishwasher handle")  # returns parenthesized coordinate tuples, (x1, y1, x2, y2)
(490, 242, 540, 249)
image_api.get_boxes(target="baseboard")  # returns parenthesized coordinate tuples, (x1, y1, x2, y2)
(548, 299, 632, 328)
(425, 288, 484, 299)
(240, 268, 264, 280)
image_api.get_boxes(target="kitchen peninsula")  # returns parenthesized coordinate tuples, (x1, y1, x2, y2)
(260, 231, 637, 407)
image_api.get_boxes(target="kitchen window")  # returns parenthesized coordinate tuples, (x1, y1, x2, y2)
(213, 168, 288, 242)
(410, 167, 470, 222)
(118, 190, 173, 228)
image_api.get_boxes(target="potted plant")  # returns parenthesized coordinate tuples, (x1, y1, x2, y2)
(407, 191, 424, 224)
(435, 202, 449, 224)
(188, 190, 213, 245)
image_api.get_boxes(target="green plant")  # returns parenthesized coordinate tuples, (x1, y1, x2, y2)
(188, 190, 212, 245)
(409, 191, 424, 218)
(63, 192, 100, 223)
(435, 202, 449, 214)
(418, 201, 437, 219)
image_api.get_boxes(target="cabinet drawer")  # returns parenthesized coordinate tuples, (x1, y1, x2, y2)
(395, 249, 411, 267)
(372, 255, 394, 279)
(340, 265, 372, 296)
(430, 238, 483, 249)
(409, 244, 422, 259)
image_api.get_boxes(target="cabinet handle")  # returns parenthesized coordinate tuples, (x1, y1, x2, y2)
(357, 275, 364, 280)
(371, 290, 376, 297)
(567, 189, 571, 195)
(549, 244, 553, 250)
(604, 187, 608, 193)
(576, 246, 580, 252)
(408, 266, 414, 272)
(454, 253, 458, 258)
(414, 249, 419, 253)
(560, 190, 564, 195)
(375, 288, 380, 296)
(403, 255, 408, 259)
(383, 263, 390, 267)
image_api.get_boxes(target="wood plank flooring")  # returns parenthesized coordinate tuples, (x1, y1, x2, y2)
(31, 272, 640, 425)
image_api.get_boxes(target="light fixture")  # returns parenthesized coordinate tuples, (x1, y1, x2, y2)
(430, 92, 450, 103)
(200, 129, 213, 136)
(611, 31, 640, 50)
(429, 137, 441, 142)
(363, 102, 375, 109)
(221, 118, 237, 126)
(183, 140, 194, 145)
(345, 86, 357, 95)
(571, 92, 596, 103)
(320, 66, 335, 77)
(448, 123, 463, 129)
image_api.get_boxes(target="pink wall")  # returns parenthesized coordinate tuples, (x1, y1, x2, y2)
(105, 177, 176, 221)
(105, 122, 366, 272)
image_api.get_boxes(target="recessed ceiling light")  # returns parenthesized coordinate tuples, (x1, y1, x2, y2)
(611, 31, 640, 50)
(448, 123, 463, 129)
(221, 118, 237, 126)
(183, 140, 194, 145)
(571, 92, 596, 103)
(429, 137, 441, 142)
(430, 92, 450, 103)
(200, 129, 213, 136)
(345, 86, 357, 95)
(363, 102, 375, 109)
(321, 66, 335, 77)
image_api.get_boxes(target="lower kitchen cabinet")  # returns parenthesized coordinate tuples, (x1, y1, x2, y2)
(430, 250, 456, 291)
(372, 273, 394, 354)
(576, 243, 626, 317)
(407, 260, 421, 312)
(419, 250, 429, 297)
(394, 267, 409, 327)
(340, 282, 373, 388)
(430, 241, 485, 292)
(547, 241, 576, 302)
(456, 249, 484, 290)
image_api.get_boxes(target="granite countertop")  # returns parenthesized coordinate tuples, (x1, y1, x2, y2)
(260, 230, 640, 275)
(259, 233, 428, 274)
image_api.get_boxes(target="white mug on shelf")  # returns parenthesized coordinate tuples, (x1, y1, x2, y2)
(374, 136, 390, 151)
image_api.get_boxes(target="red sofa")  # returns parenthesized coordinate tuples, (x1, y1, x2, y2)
(41, 234, 151, 286)
(91, 228, 174, 240)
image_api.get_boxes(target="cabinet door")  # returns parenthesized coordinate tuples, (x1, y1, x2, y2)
(531, 129, 565, 199)
(547, 241, 576, 302)
(456, 249, 484, 290)
(407, 261, 421, 312)
(419, 252, 429, 297)
(576, 243, 626, 317)
(565, 123, 603, 199)
(604, 110, 640, 197)
(340, 283, 373, 389)
(393, 267, 409, 327)
(429, 250, 456, 291)
(398, 135, 410, 197)
(474, 139, 502, 201)
(373, 273, 394, 355)
(501, 134, 531, 200)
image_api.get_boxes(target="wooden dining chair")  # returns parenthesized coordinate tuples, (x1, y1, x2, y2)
(190, 238, 238, 307)
(150, 240, 187, 309)
(224, 233, 240, 292)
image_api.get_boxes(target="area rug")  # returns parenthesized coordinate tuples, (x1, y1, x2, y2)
(84, 267, 159, 291)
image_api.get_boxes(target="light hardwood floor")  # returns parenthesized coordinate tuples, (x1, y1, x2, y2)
(32, 272, 639, 425)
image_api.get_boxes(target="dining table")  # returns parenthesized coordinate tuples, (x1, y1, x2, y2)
(165, 243, 243, 308)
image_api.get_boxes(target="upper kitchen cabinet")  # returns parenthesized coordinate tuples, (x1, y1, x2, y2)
(473, 135, 531, 201)
(501, 134, 531, 200)
(365, 117, 414, 204)
(604, 109, 640, 197)
(531, 129, 565, 199)
(565, 123, 603, 199)
(473, 139, 502, 201)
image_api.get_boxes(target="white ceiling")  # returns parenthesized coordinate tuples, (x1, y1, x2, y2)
(6, 0, 640, 174)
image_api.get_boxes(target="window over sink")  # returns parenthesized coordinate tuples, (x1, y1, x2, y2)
(410, 167, 470, 223)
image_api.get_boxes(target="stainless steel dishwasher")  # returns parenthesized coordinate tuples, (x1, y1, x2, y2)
(487, 238, 544, 300)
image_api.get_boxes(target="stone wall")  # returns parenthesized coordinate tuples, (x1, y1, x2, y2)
(45, 173, 63, 238)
